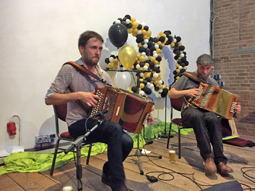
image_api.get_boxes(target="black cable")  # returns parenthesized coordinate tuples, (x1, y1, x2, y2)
(142, 144, 213, 190)
(241, 167, 255, 184)
(143, 144, 255, 190)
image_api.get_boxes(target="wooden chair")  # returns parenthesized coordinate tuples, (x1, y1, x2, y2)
(50, 103, 93, 176)
(166, 97, 192, 159)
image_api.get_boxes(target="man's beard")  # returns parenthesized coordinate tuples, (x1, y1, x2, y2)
(197, 72, 209, 80)
(84, 57, 98, 67)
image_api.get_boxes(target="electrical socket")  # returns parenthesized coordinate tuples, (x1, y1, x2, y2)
(35, 134, 55, 144)
(35, 135, 43, 144)
(42, 135, 49, 143)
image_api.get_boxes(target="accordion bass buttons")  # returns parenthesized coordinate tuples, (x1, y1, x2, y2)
(230, 102, 237, 113)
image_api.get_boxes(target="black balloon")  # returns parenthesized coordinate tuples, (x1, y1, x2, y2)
(137, 24, 143, 30)
(131, 86, 139, 93)
(142, 87, 152, 95)
(108, 24, 128, 48)
(105, 58, 110, 64)
(144, 26, 149, 31)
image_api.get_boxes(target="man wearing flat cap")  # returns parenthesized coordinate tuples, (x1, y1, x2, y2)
(168, 54, 241, 176)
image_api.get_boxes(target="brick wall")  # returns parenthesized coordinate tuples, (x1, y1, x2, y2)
(213, 0, 255, 136)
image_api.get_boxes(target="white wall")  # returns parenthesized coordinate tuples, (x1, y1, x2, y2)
(0, 0, 211, 151)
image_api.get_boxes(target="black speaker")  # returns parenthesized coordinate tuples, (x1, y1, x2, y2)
(201, 180, 242, 191)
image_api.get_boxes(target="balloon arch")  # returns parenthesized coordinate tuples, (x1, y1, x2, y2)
(105, 14, 189, 98)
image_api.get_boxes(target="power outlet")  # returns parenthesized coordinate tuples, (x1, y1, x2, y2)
(42, 135, 49, 143)
(35, 135, 43, 144)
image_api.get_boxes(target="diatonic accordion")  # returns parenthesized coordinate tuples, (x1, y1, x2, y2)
(191, 82, 239, 120)
(89, 86, 154, 133)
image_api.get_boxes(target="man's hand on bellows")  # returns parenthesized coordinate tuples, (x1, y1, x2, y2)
(234, 102, 241, 114)
(186, 88, 200, 97)
(78, 92, 99, 107)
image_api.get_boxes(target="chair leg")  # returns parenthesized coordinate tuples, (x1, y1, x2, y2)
(50, 138, 61, 176)
(86, 143, 93, 165)
(167, 123, 173, 149)
(178, 126, 181, 159)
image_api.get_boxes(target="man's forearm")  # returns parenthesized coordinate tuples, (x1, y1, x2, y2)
(45, 92, 80, 105)
(168, 88, 188, 98)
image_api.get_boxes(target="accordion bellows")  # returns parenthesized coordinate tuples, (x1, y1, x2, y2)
(191, 82, 240, 120)
(90, 87, 153, 133)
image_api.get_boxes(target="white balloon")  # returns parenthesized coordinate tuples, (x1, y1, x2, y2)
(109, 57, 114, 62)
(139, 90, 145, 96)
(136, 64, 140, 69)
(143, 66, 148, 70)
(114, 72, 132, 90)
(143, 44, 148, 48)
(149, 84, 154, 89)
(153, 73, 159, 78)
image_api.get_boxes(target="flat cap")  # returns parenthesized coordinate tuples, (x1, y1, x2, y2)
(196, 54, 214, 66)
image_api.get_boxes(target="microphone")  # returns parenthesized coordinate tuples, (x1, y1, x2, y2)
(90, 110, 108, 119)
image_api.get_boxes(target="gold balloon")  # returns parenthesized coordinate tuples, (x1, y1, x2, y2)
(108, 62, 114, 68)
(132, 21, 138, 29)
(150, 57, 156, 63)
(131, 17, 136, 22)
(113, 63, 118, 70)
(139, 56, 146, 62)
(127, 28, 133, 34)
(118, 46, 137, 70)
(113, 59, 118, 65)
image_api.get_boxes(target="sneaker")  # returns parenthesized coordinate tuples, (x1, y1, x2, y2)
(217, 162, 233, 175)
(204, 158, 216, 176)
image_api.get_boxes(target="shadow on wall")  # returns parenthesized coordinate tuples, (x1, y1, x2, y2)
(239, 110, 255, 124)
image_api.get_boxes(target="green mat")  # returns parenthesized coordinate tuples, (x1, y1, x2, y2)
(0, 122, 193, 175)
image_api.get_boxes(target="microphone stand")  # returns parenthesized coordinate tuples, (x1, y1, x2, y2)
(65, 115, 105, 191)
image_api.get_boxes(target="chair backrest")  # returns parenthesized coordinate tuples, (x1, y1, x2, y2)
(53, 103, 67, 136)
(54, 104, 67, 121)
(170, 97, 183, 112)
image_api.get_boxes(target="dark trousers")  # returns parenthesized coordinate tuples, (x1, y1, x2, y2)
(68, 118, 133, 190)
(181, 107, 227, 165)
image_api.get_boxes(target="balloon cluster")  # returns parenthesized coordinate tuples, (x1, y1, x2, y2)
(105, 14, 189, 98)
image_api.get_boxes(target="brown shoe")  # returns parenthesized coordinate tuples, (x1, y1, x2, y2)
(204, 158, 216, 176)
(217, 162, 233, 175)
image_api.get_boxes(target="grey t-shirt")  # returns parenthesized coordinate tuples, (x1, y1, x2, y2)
(45, 58, 113, 125)
(172, 73, 218, 111)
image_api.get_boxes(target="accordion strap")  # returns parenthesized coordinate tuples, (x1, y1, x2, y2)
(181, 72, 206, 109)
(64, 61, 112, 87)
(181, 72, 207, 83)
